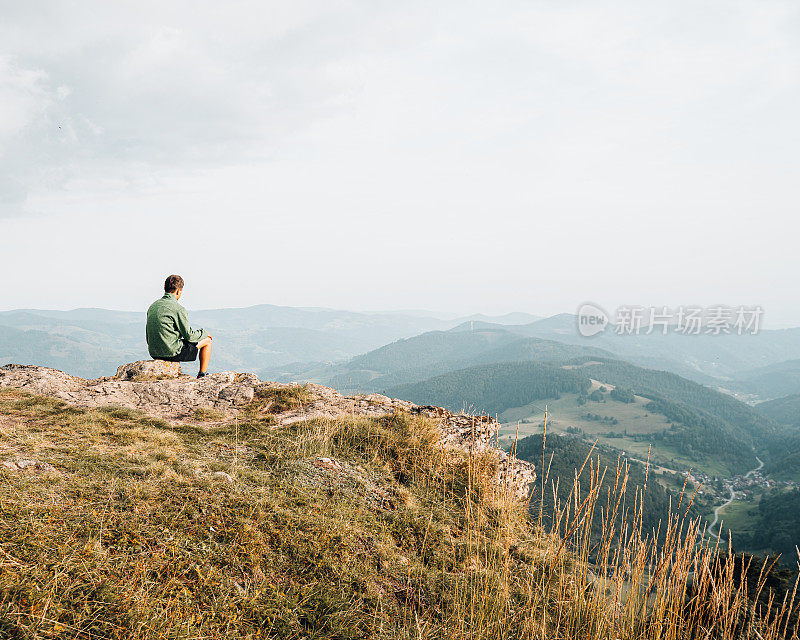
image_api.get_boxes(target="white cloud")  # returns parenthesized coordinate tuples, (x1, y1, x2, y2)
(0, 57, 56, 215)
(0, 57, 52, 140)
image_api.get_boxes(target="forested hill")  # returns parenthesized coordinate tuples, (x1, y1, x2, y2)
(762, 432, 800, 480)
(354, 336, 614, 392)
(349, 329, 612, 375)
(732, 359, 800, 400)
(283, 330, 615, 394)
(733, 490, 800, 561)
(348, 328, 520, 372)
(384, 361, 590, 414)
(755, 393, 800, 427)
(385, 356, 768, 474)
(569, 358, 776, 445)
(755, 393, 800, 479)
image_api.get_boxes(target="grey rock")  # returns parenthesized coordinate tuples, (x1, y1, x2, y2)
(115, 360, 183, 381)
(2, 458, 58, 473)
(0, 364, 257, 418)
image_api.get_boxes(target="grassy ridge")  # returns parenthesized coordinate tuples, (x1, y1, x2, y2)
(0, 390, 798, 638)
(0, 390, 536, 638)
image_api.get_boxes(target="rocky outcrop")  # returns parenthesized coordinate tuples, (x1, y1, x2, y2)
(0, 363, 257, 418)
(115, 360, 182, 380)
(0, 362, 535, 497)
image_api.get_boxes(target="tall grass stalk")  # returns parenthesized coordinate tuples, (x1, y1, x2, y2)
(400, 406, 799, 640)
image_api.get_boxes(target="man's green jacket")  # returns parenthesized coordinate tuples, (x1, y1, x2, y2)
(146, 293, 209, 358)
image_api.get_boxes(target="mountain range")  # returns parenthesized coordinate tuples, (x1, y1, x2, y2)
(0, 305, 503, 378)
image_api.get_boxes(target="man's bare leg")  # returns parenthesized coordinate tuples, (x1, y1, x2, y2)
(196, 336, 213, 375)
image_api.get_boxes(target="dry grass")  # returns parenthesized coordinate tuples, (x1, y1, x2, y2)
(191, 407, 227, 422)
(130, 375, 183, 382)
(251, 385, 311, 413)
(0, 389, 797, 639)
(235, 384, 312, 428)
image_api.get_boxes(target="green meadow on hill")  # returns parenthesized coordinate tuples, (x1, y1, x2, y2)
(498, 383, 742, 476)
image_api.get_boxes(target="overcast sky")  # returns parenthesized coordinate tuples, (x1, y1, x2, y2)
(2, 1, 799, 324)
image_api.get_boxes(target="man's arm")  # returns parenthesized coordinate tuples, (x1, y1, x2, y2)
(175, 305, 209, 344)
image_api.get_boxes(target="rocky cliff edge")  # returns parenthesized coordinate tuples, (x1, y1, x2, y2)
(0, 361, 535, 497)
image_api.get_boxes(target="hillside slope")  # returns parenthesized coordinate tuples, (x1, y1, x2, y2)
(385, 361, 590, 415)
(385, 358, 772, 474)
(271, 329, 612, 393)
(572, 358, 775, 444)
(756, 393, 800, 427)
(0, 363, 796, 638)
(0, 386, 542, 638)
(733, 489, 800, 557)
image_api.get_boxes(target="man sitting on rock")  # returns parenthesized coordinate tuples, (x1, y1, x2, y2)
(146, 274, 213, 379)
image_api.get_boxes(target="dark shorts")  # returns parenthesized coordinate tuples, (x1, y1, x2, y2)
(157, 341, 198, 363)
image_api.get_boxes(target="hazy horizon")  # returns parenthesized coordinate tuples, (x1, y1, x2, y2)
(4, 301, 800, 331)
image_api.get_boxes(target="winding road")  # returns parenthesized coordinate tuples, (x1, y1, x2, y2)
(709, 456, 763, 539)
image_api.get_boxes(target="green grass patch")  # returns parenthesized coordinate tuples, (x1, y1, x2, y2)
(499, 389, 739, 475)
(192, 406, 227, 422)
(717, 499, 760, 538)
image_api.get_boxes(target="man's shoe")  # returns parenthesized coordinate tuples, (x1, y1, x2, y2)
(197, 371, 209, 379)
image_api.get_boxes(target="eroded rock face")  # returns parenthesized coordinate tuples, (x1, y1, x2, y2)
(0, 362, 536, 498)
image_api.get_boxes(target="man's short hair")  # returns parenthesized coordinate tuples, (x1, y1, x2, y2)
(164, 274, 184, 293)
